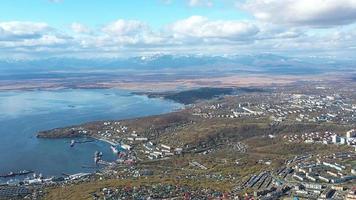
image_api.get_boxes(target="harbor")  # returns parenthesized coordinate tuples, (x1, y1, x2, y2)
(0, 89, 181, 178)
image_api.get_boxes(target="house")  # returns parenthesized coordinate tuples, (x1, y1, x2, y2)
(347, 129, 356, 138)
(121, 144, 132, 151)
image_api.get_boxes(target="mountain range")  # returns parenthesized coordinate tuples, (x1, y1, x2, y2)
(0, 54, 354, 80)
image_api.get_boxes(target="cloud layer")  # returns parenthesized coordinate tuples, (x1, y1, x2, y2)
(0, 22, 52, 41)
(169, 16, 259, 41)
(1, 0, 356, 58)
(244, 0, 356, 27)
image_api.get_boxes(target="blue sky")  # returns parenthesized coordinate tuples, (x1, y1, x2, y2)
(0, 0, 356, 58)
(0, 0, 250, 29)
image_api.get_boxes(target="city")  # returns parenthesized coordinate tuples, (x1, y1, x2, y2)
(1, 81, 354, 199)
(0, 0, 356, 199)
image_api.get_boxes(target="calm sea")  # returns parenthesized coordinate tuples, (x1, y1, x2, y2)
(0, 89, 181, 181)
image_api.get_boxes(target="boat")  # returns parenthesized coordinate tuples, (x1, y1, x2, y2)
(94, 151, 103, 164)
(0, 172, 15, 178)
(110, 145, 119, 154)
(18, 170, 34, 176)
(70, 140, 76, 147)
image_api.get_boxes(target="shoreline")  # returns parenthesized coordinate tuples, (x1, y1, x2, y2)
(91, 136, 118, 146)
(0, 88, 183, 180)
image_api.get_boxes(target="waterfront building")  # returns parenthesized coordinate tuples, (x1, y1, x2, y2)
(347, 129, 356, 138)
(332, 135, 340, 144)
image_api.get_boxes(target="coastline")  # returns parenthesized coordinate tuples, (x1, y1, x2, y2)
(91, 136, 118, 146)
(0, 88, 183, 179)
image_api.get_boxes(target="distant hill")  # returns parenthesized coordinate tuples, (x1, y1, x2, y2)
(136, 87, 267, 104)
(0, 54, 354, 80)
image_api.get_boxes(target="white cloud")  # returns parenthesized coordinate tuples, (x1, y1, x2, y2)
(102, 19, 148, 36)
(188, 0, 213, 7)
(70, 22, 91, 34)
(0, 35, 69, 48)
(0, 16, 355, 57)
(0, 21, 71, 53)
(0, 21, 52, 40)
(168, 16, 259, 41)
(23, 35, 69, 47)
(244, 0, 356, 27)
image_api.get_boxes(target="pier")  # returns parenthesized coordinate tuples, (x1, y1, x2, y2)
(0, 170, 34, 178)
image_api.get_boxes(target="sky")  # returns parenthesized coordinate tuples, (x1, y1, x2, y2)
(0, 0, 356, 58)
